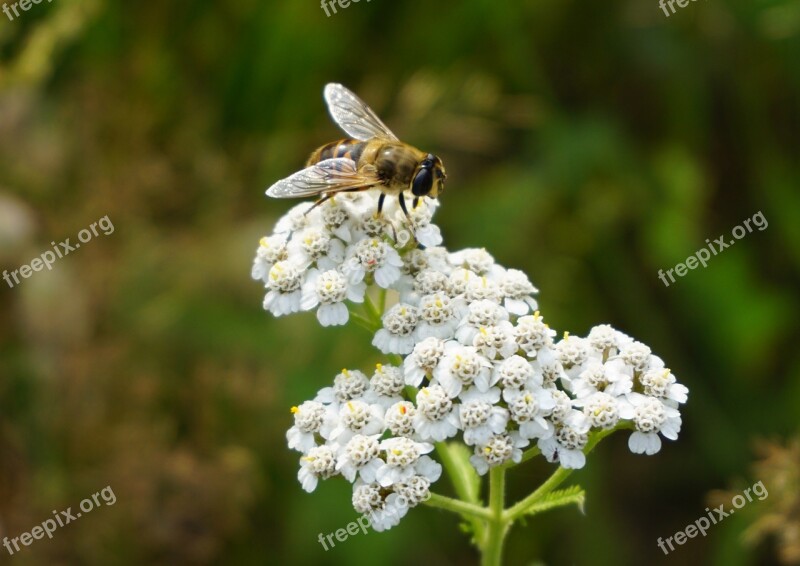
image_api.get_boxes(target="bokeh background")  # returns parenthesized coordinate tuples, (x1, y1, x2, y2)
(1, 0, 799, 564)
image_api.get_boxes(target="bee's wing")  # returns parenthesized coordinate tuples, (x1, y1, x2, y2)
(324, 83, 399, 142)
(266, 158, 382, 198)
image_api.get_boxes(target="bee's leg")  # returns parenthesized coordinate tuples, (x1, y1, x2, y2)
(377, 193, 386, 216)
(377, 192, 400, 241)
(304, 193, 335, 216)
(398, 193, 417, 242)
(413, 197, 420, 208)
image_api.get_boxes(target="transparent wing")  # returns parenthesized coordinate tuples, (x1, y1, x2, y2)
(324, 83, 399, 142)
(266, 158, 381, 198)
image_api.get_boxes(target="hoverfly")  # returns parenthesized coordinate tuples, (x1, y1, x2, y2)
(266, 83, 446, 225)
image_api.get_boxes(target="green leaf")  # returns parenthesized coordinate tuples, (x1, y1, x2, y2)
(518, 484, 586, 518)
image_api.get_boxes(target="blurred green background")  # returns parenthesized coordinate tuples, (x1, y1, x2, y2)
(1, 0, 799, 564)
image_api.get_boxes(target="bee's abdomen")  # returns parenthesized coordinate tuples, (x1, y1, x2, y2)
(307, 139, 366, 166)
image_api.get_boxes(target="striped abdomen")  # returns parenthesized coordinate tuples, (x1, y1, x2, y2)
(306, 138, 367, 167)
(307, 139, 426, 193)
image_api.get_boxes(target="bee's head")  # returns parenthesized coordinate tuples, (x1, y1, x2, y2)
(411, 154, 446, 199)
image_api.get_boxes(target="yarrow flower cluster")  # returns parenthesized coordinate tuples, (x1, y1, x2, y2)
(256, 191, 689, 532)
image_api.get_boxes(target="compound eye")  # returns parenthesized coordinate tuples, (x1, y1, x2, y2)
(411, 167, 433, 196)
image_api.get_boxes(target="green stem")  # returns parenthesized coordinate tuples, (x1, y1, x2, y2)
(363, 293, 382, 325)
(482, 467, 508, 566)
(349, 311, 379, 332)
(504, 465, 572, 522)
(501, 445, 540, 469)
(378, 287, 387, 313)
(435, 444, 477, 503)
(434, 443, 484, 542)
(423, 493, 492, 520)
(504, 426, 618, 522)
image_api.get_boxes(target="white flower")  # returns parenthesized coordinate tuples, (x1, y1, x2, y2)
(577, 392, 621, 430)
(336, 434, 384, 483)
(373, 303, 420, 355)
(503, 386, 555, 440)
(364, 363, 406, 409)
(456, 300, 509, 345)
(287, 226, 346, 270)
(639, 367, 689, 404)
(316, 368, 370, 403)
(570, 358, 633, 399)
(394, 475, 432, 508)
(343, 238, 403, 288)
(469, 432, 528, 475)
(376, 437, 440, 487)
(352, 211, 392, 241)
(548, 389, 575, 425)
(531, 347, 571, 390)
(252, 235, 288, 283)
(622, 393, 682, 455)
(319, 198, 353, 242)
(354, 486, 409, 532)
(514, 311, 556, 358)
(538, 419, 590, 470)
(262, 260, 305, 316)
(352, 482, 384, 515)
(287, 401, 326, 452)
(587, 324, 631, 357)
(447, 268, 478, 297)
(395, 198, 443, 248)
(449, 248, 497, 275)
(401, 248, 430, 276)
(401, 246, 451, 276)
(494, 355, 537, 390)
(499, 268, 539, 315)
(433, 344, 494, 397)
(301, 268, 366, 326)
(298, 445, 339, 492)
(407, 271, 451, 302)
(413, 385, 460, 441)
(416, 293, 462, 340)
(458, 387, 508, 446)
(555, 333, 593, 378)
(275, 202, 317, 235)
(271, 189, 690, 520)
(464, 275, 503, 303)
(619, 341, 655, 373)
(322, 399, 385, 444)
(404, 336, 446, 387)
(384, 401, 417, 438)
(472, 322, 518, 360)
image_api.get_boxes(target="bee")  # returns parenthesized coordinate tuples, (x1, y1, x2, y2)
(266, 83, 446, 225)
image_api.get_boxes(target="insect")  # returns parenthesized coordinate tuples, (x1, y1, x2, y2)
(266, 83, 446, 226)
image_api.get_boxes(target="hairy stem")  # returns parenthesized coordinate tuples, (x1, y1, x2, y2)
(434, 442, 484, 541)
(422, 493, 492, 520)
(504, 426, 619, 522)
(481, 467, 508, 566)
